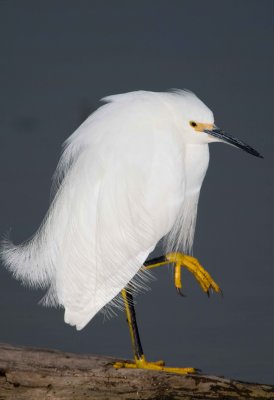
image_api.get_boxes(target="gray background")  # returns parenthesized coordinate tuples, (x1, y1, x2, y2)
(0, 0, 273, 384)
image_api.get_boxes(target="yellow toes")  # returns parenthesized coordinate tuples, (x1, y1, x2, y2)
(113, 361, 126, 369)
(183, 256, 221, 295)
(150, 360, 165, 366)
(113, 357, 195, 375)
(166, 252, 222, 296)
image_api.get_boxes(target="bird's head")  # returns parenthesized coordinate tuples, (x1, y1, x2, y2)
(175, 89, 263, 158)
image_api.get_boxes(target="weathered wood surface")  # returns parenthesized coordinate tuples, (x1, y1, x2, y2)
(0, 343, 273, 400)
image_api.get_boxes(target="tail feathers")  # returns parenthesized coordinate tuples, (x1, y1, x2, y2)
(0, 233, 54, 289)
(64, 307, 98, 331)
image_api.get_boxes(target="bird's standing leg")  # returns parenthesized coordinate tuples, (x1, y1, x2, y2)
(144, 253, 221, 296)
(113, 285, 195, 374)
(114, 253, 220, 374)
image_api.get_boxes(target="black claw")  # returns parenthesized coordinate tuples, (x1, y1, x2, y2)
(206, 290, 210, 298)
(188, 367, 202, 374)
(176, 287, 186, 297)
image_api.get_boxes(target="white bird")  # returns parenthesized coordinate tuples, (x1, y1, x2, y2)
(1, 90, 262, 374)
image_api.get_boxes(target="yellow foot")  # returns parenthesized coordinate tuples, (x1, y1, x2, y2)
(113, 356, 195, 375)
(166, 252, 222, 296)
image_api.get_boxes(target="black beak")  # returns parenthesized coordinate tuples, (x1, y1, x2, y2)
(204, 128, 263, 159)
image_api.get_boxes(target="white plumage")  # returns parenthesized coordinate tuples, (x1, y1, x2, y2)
(1, 90, 215, 330)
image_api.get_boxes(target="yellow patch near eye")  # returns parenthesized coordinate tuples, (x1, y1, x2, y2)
(189, 121, 214, 132)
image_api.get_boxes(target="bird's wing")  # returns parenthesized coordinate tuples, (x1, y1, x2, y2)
(57, 127, 185, 330)
(1, 102, 185, 330)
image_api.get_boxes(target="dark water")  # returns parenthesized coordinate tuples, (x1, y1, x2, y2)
(0, 0, 273, 384)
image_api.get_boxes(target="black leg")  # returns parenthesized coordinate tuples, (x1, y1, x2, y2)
(143, 255, 166, 267)
(122, 286, 144, 360)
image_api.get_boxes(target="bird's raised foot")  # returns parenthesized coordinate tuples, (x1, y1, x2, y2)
(113, 356, 195, 375)
(166, 252, 222, 296)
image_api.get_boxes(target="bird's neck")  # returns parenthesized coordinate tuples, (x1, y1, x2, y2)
(184, 144, 210, 196)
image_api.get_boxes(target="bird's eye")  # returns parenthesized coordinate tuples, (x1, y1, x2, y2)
(189, 121, 197, 128)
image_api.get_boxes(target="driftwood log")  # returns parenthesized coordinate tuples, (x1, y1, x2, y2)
(0, 343, 273, 399)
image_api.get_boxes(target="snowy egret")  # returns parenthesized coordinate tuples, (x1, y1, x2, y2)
(1, 90, 262, 374)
